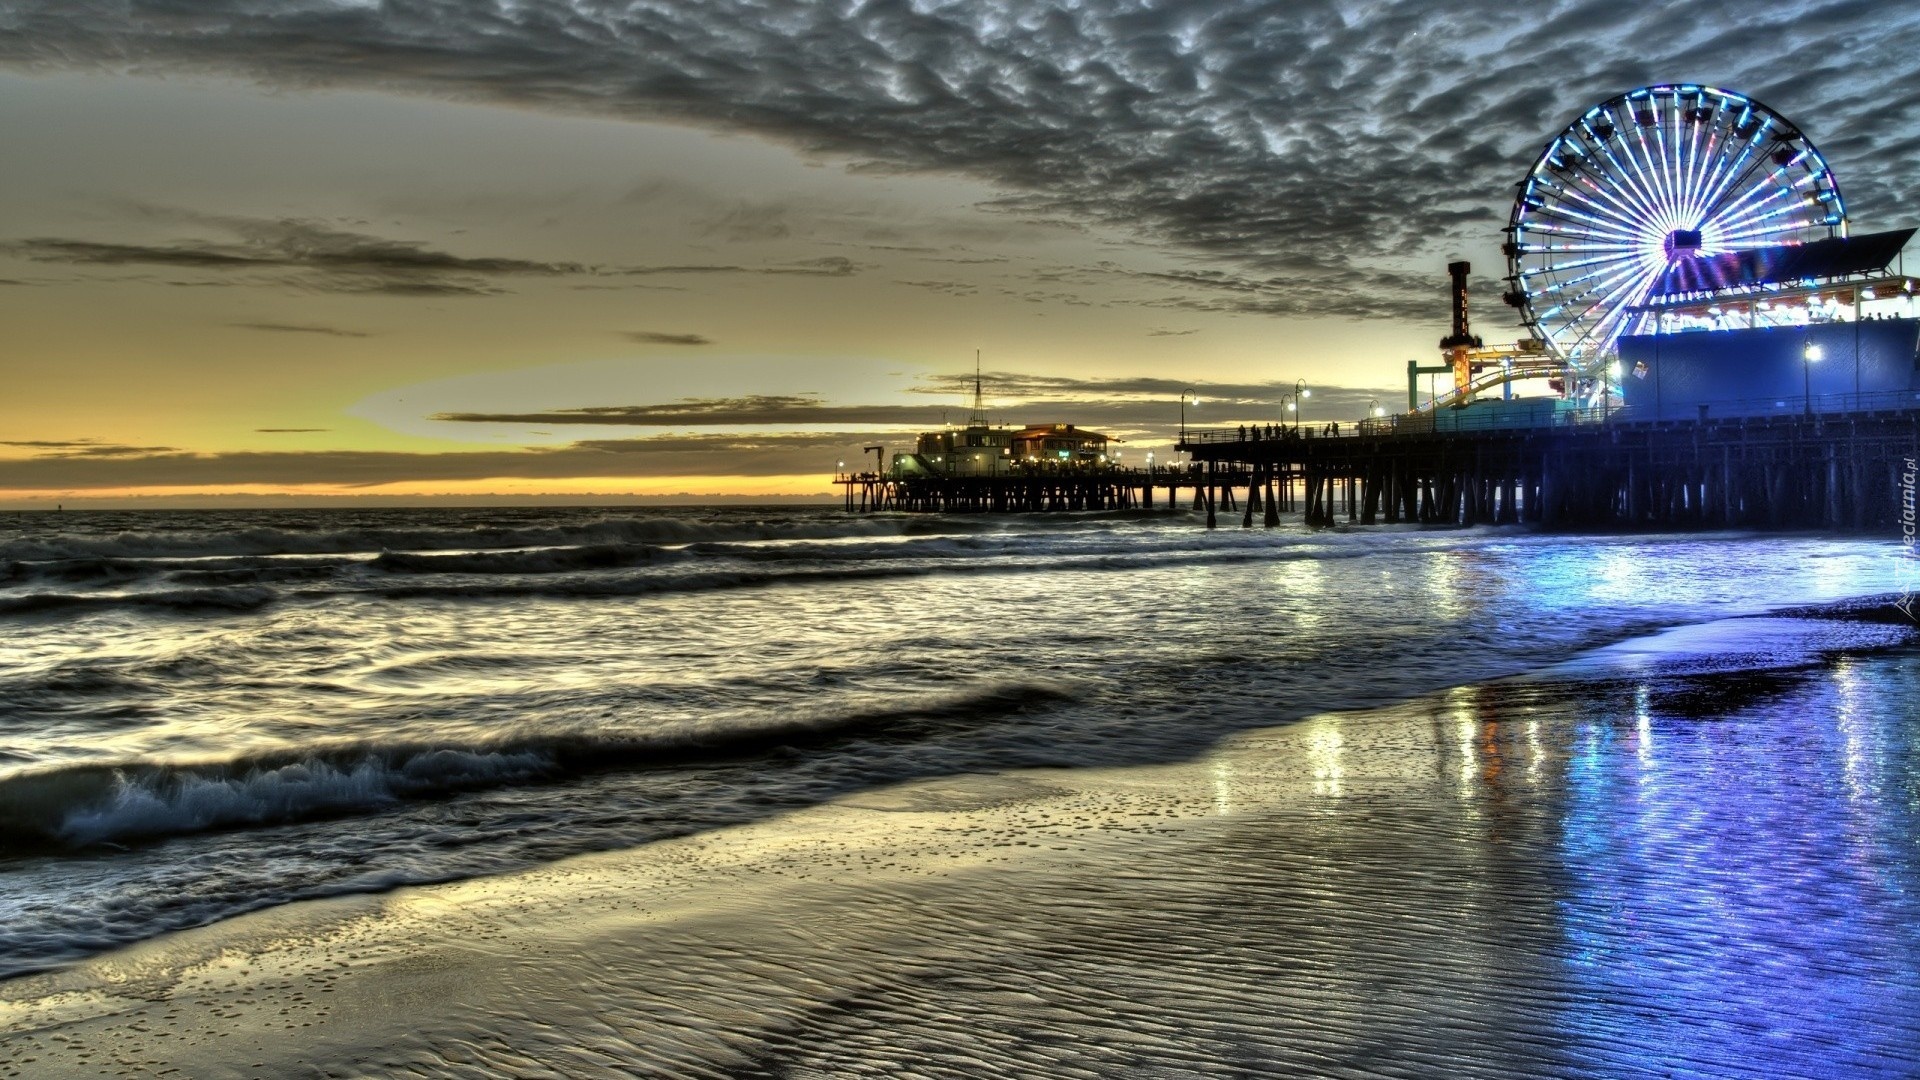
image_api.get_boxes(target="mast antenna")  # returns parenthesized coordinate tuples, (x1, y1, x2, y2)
(969, 349, 987, 428)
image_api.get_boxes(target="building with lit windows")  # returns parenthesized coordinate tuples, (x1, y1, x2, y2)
(1010, 423, 1112, 464)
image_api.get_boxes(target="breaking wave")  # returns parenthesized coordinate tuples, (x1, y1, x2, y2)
(370, 542, 683, 576)
(0, 682, 1073, 851)
(0, 586, 279, 616)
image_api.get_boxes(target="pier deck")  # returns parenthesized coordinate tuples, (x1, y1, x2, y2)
(833, 466, 1257, 517)
(836, 398, 1920, 531)
(1181, 401, 1920, 531)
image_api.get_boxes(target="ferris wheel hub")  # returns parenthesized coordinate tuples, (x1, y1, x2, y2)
(1663, 229, 1704, 259)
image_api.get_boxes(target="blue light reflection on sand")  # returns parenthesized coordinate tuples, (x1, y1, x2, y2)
(1554, 657, 1920, 1074)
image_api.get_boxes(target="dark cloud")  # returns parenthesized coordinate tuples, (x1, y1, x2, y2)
(616, 257, 860, 278)
(1147, 327, 1198, 336)
(346, 278, 507, 297)
(433, 377, 1401, 435)
(231, 322, 370, 337)
(6, 2, 1916, 325)
(622, 330, 712, 346)
(0, 433, 883, 489)
(5, 215, 586, 296)
(0, 439, 179, 457)
(255, 428, 331, 433)
(4, 214, 862, 295)
(916, 371, 1395, 411)
(433, 395, 945, 428)
(923, 254, 1010, 265)
(16, 239, 265, 269)
(895, 279, 978, 295)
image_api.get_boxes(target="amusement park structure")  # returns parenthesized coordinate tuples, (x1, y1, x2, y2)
(842, 84, 1919, 530)
(1421, 84, 1918, 422)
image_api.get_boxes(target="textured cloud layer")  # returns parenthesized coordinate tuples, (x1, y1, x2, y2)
(4, 1, 1916, 320)
(5, 210, 868, 295)
(434, 377, 1393, 433)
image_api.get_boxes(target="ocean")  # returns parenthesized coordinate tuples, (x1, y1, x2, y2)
(0, 504, 1915, 1002)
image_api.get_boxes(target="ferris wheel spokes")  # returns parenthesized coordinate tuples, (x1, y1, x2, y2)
(1504, 85, 1846, 369)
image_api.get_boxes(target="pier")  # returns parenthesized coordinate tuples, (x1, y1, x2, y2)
(835, 465, 1265, 522)
(836, 396, 1920, 532)
(1181, 397, 1920, 531)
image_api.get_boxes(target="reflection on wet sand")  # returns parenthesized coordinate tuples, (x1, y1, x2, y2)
(2, 628, 1915, 1078)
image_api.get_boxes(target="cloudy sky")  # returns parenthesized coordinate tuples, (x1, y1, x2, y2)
(2, 0, 1917, 504)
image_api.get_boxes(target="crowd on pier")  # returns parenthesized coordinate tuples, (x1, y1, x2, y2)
(1235, 422, 1341, 441)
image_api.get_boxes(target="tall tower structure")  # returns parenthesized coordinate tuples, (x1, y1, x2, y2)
(1439, 261, 1484, 403)
(968, 350, 988, 428)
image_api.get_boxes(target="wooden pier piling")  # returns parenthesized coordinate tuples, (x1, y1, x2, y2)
(835, 404, 1918, 532)
(1180, 406, 1919, 531)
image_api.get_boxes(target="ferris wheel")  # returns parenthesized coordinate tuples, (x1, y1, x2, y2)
(1503, 85, 1847, 373)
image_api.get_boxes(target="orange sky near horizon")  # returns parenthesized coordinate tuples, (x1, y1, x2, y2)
(0, 476, 846, 510)
(0, 70, 1449, 506)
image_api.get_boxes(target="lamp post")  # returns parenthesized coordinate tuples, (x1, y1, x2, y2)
(1294, 380, 1310, 434)
(1368, 397, 1384, 419)
(1179, 388, 1198, 443)
(1281, 393, 1295, 433)
(1803, 340, 1823, 417)
(1146, 450, 1155, 474)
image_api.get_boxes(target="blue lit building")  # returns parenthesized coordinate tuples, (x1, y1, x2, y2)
(1616, 228, 1920, 419)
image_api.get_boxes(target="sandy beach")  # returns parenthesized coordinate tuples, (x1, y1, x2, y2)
(4, 614, 1916, 1079)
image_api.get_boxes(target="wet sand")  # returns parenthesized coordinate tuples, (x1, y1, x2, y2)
(3, 619, 1917, 1079)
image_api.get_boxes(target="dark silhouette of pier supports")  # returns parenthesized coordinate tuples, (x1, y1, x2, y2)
(833, 463, 1267, 518)
(1177, 408, 1920, 532)
(835, 407, 1917, 532)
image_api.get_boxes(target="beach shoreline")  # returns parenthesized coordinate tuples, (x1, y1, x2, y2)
(4, 610, 1916, 1079)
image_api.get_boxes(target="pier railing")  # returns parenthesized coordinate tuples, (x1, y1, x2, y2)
(1182, 387, 1920, 444)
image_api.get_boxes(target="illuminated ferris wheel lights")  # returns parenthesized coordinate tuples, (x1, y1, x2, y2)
(1505, 85, 1845, 367)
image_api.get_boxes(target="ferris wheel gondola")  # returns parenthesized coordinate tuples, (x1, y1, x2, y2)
(1502, 85, 1847, 384)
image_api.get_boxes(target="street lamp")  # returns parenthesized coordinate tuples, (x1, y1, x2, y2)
(1803, 341, 1823, 417)
(1368, 397, 1384, 419)
(1293, 379, 1311, 433)
(1180, 388, 1199, 442)
(1146, 450, 1155, 473)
